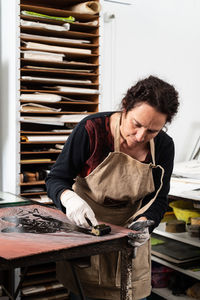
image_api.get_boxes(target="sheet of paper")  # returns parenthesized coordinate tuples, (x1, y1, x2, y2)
(22, 50, 64, 62)
(56, 85, 99, 94)
(170, 177, 200, 200)
(21, 76, 91, 84)
(23, 41, 92, 54)
(23, 135, 69, 142)
(20, 19, 70, 31)
(20, 33, 91, 44)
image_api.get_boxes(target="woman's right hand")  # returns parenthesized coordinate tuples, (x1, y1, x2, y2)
(60, 190, 98, 228)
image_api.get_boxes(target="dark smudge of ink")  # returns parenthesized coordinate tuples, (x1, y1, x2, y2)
(1, 208, 77, 234)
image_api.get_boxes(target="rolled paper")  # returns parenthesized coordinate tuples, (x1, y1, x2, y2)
(70, 1, 101, 15)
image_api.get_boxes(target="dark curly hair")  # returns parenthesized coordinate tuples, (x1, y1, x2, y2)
(121, 75, 179, 123)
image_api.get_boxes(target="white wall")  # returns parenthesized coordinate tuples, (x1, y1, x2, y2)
(101, 0, 200, 162)
(0, 0, 199, 194)
(0, 0, 20, 193)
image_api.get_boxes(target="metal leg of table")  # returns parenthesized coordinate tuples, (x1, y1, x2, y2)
(120, 248, 133, 300)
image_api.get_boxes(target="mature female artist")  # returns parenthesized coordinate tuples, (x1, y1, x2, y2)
(46, 75, 179, 300)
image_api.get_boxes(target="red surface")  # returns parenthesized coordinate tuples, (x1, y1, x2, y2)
(0, 205, 131, 260)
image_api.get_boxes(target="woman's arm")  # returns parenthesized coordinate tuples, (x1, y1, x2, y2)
(45, 123, 90, 211)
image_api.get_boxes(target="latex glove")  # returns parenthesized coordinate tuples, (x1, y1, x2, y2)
(127, 219, 155, 247)
(61, 190, 98, 228)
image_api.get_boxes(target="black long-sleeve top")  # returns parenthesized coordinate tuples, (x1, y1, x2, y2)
(46, 112, 175, 231)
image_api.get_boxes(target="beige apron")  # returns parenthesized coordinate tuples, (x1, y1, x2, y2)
(57, 113, 164, 300)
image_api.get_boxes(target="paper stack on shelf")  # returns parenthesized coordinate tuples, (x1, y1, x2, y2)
(21, 103, 61, 112)
(56, 85, 99, 94)
(55, 144, 64, 150)
(173, 160, 200, 180)
(170, 159, 200, 199)
(21, 281, 63, 296)
(20, 93, 78, 102)
(20, 114, 88, 125)
(21, 76, 92, 84)
(21, 50, 65, 62)
(20, 19, 70, 31)
(20, 116, 65, 126)
(21, 10, 75, 23)
(59, 114, 88, 122)
(23, 41, 92, 54)
(70, 1, 101, 14)
(21, 33, 91, 44)
(24, 65, 93, 73)
(21, 135, 69, 142)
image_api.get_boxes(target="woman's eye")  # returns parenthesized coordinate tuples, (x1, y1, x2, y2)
(133, 122, 141, 128)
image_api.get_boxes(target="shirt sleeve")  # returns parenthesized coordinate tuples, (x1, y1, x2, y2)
(135, 133, 175, 232)
(45, 123, 90, 211)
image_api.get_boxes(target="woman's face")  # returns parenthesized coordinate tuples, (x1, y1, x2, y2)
(120, 103, 167, 147)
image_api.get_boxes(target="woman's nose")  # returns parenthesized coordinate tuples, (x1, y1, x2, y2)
(135, 128, 146, 142)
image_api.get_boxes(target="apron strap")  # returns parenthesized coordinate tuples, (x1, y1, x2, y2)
(149, 139, 156, 165)
(114, 113, 121, 152)
(131, 164, 165, 219)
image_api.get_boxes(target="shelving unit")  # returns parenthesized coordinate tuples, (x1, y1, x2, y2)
(19, 0, 100, 205)
(17, 0, 101, 298)
(151, 196, 200, 300)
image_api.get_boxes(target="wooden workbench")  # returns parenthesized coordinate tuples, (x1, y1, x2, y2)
(0, 204, 133, 300)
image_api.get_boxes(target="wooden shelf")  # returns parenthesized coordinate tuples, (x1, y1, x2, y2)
(20, 160, 56, 164)
(152, 255, 200, 281)
(153, 222, 200, 248)
(21, 58, 98, 68)
(20, 130, 72, 134)
(20, 68, 99, 77)
(21, 141, 65, 144)
(21, 26, 99, 40)
(20, 4, 100, 22)
(20, 191, 47, 196)
(20, 150, 61, 154)
(20, 35, 98, 50)
(152, 287, 192, 300)
(20, 100, 98, 105)
(20, 180, 45, 186)
(20, 14, 99, 30)
(20, 47, 98, 58)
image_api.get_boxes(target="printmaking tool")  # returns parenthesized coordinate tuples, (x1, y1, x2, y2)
(1, 208, 111, 236)
(85, 217, 111, 236)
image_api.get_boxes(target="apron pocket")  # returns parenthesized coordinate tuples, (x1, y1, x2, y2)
(99, 252, 119, 287)
(78, 255, 100, 284)
(132, 240, 151, 282)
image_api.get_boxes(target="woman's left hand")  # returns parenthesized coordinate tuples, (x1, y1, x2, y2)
(127, 219, 154, 247)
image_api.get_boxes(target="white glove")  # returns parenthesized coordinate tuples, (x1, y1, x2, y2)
(60, 190, 98, 228)
(127, 220, 154, 247)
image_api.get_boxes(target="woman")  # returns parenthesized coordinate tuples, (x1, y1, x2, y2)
(46, 75, 179, 300)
